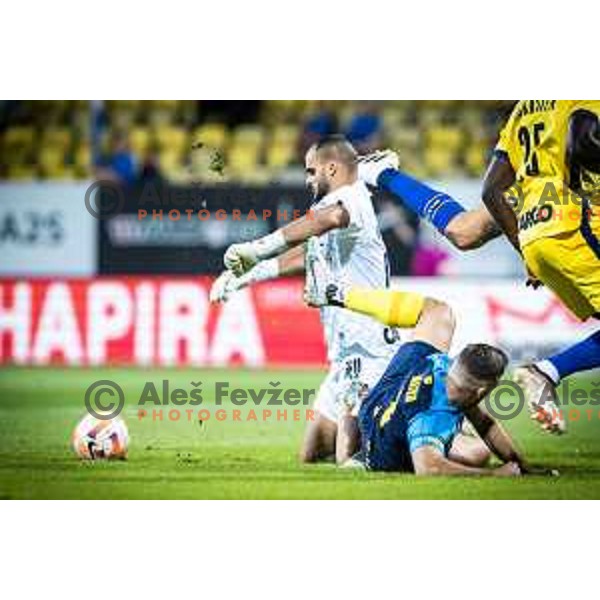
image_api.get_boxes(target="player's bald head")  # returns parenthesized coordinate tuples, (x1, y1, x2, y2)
(311, 135, 358, 171)
(304, 135, 358, 199)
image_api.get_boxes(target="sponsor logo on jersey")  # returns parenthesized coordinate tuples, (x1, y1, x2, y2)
(518, 203, 554, 231)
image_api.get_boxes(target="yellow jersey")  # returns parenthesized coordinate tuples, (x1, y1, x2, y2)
(495, 100, 600, 247)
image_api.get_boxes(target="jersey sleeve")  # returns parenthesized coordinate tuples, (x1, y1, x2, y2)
(494, 105, 518, 168)
(406, 408, 462, 455)
(317, 186, 365, 230)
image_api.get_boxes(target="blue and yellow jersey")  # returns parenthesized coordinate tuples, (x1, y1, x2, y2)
(358, 341, 464, 472)
(495, 100, 600, 247)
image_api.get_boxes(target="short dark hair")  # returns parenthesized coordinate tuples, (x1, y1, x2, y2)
(456, 344, 508, 383)
(314, 134, 358, 168)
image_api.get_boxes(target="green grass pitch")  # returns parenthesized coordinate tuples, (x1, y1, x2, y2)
(1, 367, 600, 499)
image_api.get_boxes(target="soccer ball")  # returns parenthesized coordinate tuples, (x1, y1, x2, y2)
(72, 414, 129, 460)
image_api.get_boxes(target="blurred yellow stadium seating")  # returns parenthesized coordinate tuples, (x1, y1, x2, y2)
(154, 125, 188, 156)
(228, 143, 261, 180)
(73, 143, 91, 179)
(266, 125, 297, 169)
(2, 127, 35, 166)
(464, 142, 488, 176)
(1, 101, 512, 181)
(41, 127, 72, 152)
(129, 127, 151, 157)
(424, 148, 460, 178)
(38, 146, 67, 179)
(193, 123, 229, 151)
(6, 165, 37, 180)
(158, 149, 185, 181)
(426, 125, 464, 153)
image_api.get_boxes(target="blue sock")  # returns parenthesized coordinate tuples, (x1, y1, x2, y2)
(546, 330, 600, 380)
(378, 168, 466, 234)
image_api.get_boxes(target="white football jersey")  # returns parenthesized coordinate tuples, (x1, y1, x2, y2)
(310, 179, 401, 363)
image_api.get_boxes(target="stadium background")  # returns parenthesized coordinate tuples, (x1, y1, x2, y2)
(0, 100, 593, 367)
(1, 100, 598, 499)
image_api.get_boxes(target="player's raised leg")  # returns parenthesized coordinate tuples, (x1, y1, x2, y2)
(358, 151, 500, 250)
(324, 284, 426, 328)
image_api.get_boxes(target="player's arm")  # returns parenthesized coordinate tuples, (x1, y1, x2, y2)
(481, 152, 520, 252)
(210, 245, 305, 304)
(411, 445, 520, 477)
(277, 244, 306, 275)
(463, 404, 524, 467)
(224, 204, 349, 276)
(444, 206, 501, 250)
(568, 109, 600, 173)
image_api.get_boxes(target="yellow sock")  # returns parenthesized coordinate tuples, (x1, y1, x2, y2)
(344, 288, 425, 327)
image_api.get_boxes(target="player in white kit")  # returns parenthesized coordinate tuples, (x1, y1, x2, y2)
(211, 136, 401, 464)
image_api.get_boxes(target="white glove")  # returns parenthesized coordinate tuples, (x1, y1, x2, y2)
(357, 149, 400, 187)
(209, 270, 241, 303)
(224, 242, 260, 276)
(210, 260, 280, 304)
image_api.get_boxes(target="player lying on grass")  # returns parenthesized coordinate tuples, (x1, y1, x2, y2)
(320, 284, 527, 476)
(359, 103, 600, 434)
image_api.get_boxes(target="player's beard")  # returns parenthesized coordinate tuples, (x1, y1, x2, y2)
(311, 178, 330, 201)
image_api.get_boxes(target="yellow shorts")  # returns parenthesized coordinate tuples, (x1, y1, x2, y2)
(523, 213, 600, 321)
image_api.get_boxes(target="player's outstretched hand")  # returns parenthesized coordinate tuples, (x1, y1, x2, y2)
(525, 265, 544, 290)
(209, 270, 239, 304)
(494, 461, 522, 477)
(224, 242, 259, 276)
(526, 276, 544, 290)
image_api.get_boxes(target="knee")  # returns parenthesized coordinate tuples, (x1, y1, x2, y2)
(299, 447, 319, 464)
(423, 297, 456, 331)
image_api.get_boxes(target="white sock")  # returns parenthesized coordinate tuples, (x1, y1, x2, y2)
(535, 359, 560, 385)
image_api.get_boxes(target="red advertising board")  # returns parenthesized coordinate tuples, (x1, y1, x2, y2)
(0, 277, 594, 367)
(0, 277, 327, 367)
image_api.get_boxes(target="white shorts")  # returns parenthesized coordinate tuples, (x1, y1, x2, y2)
(313, 353, 392, 423)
